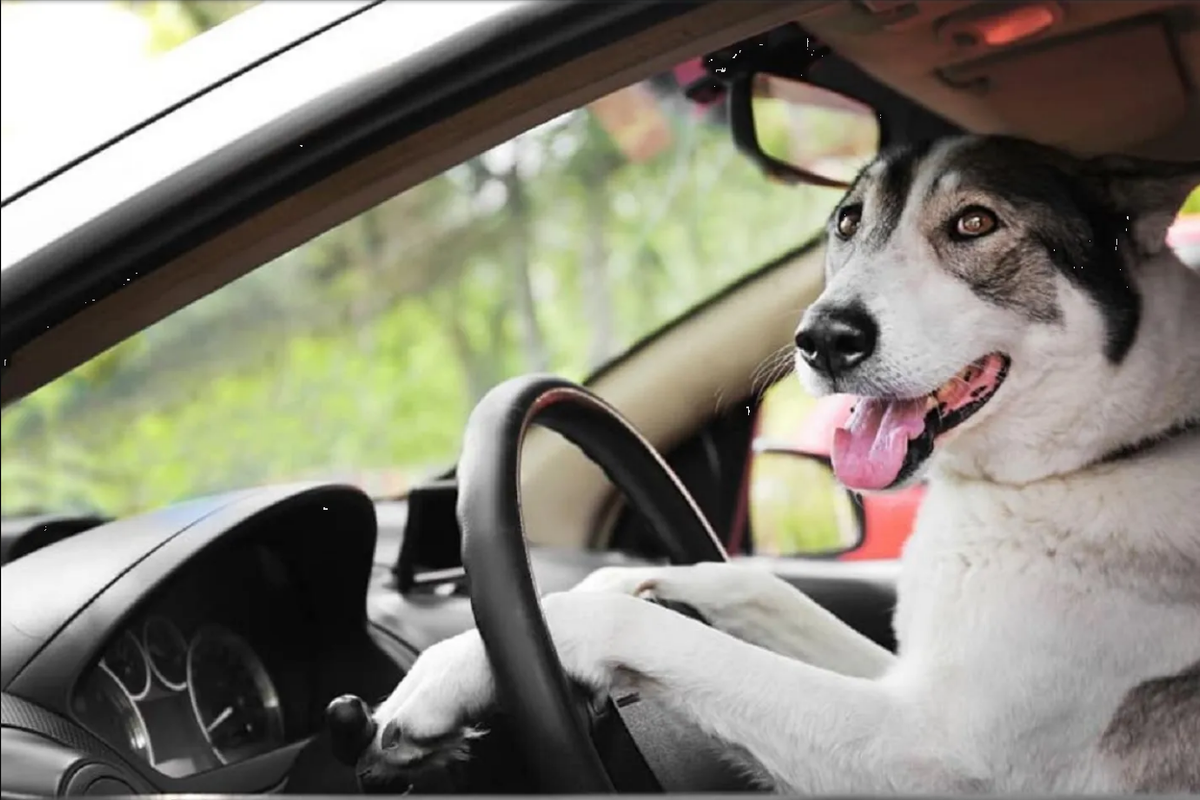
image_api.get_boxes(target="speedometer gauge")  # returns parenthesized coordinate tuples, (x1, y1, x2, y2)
(187, 625, 285, 765)
(143, 615, 189, 690)
(101, 630, 150, 700)
(73, 664, 155, 765)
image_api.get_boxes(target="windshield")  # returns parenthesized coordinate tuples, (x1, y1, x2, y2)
(1, 70, 855, 519)
(2, 0, 277, 200)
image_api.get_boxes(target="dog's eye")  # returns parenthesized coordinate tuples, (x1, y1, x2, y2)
(952, 207, 999, 239)
(835, 206, 862, 239)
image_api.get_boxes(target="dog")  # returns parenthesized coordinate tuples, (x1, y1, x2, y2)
(361, 134, 1200, 793)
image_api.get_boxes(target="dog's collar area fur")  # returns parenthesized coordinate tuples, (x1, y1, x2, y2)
(1095, 416, 1200, 467)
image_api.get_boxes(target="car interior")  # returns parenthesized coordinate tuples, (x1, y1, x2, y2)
(1, 1, 1198, 797)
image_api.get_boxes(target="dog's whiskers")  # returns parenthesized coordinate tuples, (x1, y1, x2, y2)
(750, 345, 795, 402)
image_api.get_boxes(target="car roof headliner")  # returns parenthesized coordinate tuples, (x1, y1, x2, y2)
(798, 0, 1200, 160)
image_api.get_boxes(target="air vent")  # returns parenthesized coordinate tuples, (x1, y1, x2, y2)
(62, 763, 146, 796)
(81, 777, 138, 795)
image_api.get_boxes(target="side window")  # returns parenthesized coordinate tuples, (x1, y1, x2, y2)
(1, 67, 846, 521)
(745, 377, 924, 561)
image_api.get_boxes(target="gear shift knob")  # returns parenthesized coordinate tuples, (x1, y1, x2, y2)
(325, 694, 377, 766)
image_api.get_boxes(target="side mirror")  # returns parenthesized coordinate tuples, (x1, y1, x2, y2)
(746, 438, 863, 558)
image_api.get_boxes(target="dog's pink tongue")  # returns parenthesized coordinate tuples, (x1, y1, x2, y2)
(831, 397, 927, 491)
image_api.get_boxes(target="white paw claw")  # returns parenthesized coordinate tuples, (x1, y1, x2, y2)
(372, 721, 486, 772)
(362, 630, 495, 776)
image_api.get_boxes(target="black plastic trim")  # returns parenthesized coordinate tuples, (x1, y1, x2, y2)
(0, 1, 708, 379)
(1, 694, 128, 774)
(0, 493, 257, 689)
(1, 515, 110, 566)
(1, 484, 380, 794)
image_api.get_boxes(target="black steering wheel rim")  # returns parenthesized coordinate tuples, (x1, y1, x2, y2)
(456, 374, 728, 794)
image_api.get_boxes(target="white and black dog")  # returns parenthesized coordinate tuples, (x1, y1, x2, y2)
(364, 135, 1200, 793)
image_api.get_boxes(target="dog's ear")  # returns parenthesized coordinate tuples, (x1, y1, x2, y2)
(1084, 155, 1200, 255)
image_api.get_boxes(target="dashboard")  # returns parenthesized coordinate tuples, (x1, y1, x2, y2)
(1, 479, 674, 796)
(1, 480, 900, 797)
(0, 483, 416, 796)
(73, 542, 316, 778)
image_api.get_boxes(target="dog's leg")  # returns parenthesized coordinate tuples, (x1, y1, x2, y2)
(574, 563, 895, 678)
(367, 591, 953, 794)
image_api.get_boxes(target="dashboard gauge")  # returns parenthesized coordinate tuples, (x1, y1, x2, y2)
(101, 630, 150, 700)
(73, 664, 155, 765)
(143, 615, 189, 690)
(187, 625, 285, 765)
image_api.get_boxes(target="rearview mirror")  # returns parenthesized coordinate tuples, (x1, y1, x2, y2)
(749, 74, 880, 187)
(747, 440, 864, 558)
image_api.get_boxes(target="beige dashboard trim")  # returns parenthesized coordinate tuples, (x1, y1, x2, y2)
(519, 242, 828, 549)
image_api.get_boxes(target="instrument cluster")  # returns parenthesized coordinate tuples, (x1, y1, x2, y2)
(71, 543, 317, 778)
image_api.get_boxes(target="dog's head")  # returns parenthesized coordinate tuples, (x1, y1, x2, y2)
(794, 134, 1199, 491)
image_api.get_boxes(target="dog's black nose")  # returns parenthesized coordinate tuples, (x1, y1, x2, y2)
(325, 694, 377, 766)
(795, 305, 878, 378)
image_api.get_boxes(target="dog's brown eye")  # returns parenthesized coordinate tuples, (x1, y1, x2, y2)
(954, 208, 998, 238)
(835, 206, 861, 239)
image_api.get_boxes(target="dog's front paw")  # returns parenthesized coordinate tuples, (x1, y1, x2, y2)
(360, 631, 494, 780)
(359, 592, 640, 783)
(572, 564, 671, 598)
(574, 562, 775, 611)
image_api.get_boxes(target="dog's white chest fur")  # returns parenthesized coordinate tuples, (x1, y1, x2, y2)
(892, 441, 1200, 790)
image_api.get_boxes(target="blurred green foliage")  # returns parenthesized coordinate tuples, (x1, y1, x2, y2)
(1183, 185, 1200, 215)
(1, 2, 851, 520)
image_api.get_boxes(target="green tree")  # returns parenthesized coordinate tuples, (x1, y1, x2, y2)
(1, 14, 844, 517)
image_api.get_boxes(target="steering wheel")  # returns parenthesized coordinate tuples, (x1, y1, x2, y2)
(456, 375, 729, 792)
(328, 374, 728, 793)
